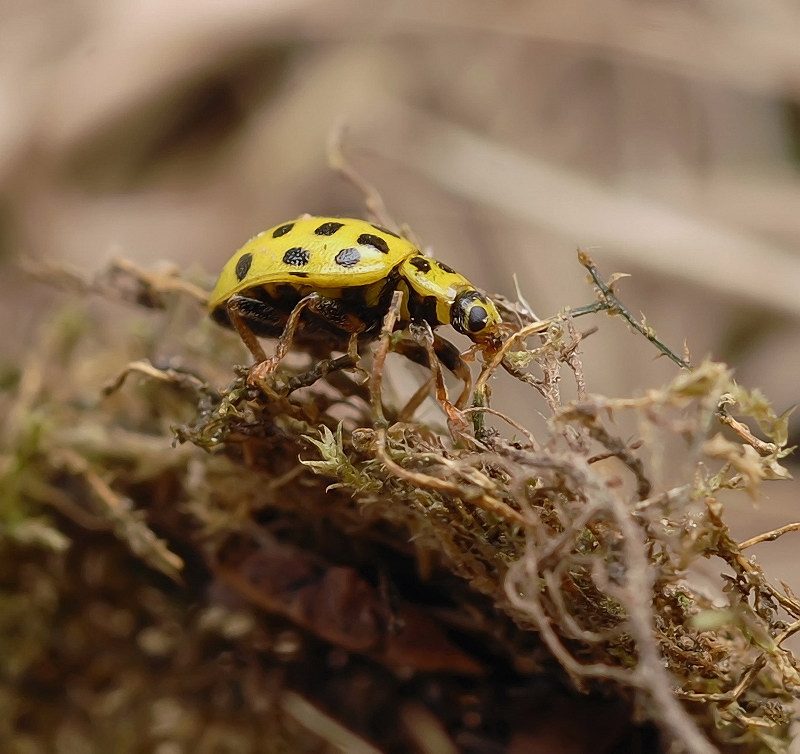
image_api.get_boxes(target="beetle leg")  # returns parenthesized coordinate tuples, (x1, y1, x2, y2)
(304, 295, 370, 337)
(282, 333, 365, 398)
(392, 332, 473, 413)
(301, 296, 370, 381)
(225, 295, 275, 363)
(405, 324, 470, 434)
(249, 294, 370, 394)
(397, 375, 436, 422)
(241, 294, 319, 391)
(269, 293, 319, 368)
(431, 335, 473, 410)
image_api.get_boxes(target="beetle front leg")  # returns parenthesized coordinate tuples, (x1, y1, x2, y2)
(406, 324, 469, 435)
(390, 332, 474, 422)
(431, 334, 473, 410)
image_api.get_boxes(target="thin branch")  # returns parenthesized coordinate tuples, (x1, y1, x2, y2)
(739, 522, 800, 550)
(578, 250, 692, 370)
(374, 428, 527, 525)
(327, 122, 396, 230)
(716, 402, 780, 456)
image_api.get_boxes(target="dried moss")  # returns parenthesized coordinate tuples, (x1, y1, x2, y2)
(1, 254, 797, 754)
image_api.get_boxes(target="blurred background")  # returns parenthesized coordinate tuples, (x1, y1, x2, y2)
(1, 0, 798, 628)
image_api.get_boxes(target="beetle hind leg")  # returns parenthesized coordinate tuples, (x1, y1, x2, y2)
(225, 294, 300, 368)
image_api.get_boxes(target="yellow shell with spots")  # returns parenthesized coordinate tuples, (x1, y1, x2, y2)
(208, 217, 416, 307)
(208, 216, 503, 346)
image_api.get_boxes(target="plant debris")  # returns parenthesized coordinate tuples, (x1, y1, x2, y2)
(1, 241, 798, 753)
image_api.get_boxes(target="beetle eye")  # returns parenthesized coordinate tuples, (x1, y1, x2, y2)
(467, 305, 488, 332)
(452, 290, 491, 337)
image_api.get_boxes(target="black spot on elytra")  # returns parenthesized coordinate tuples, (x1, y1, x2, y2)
(283, 247, 310, 266)
(436, 260, 456, 275)
(235, 252, 253, 281)
(335, 248, 361, 267)
(409, 256, 431, 273)
(272, 223, 294, 238)
(371, 224, 400, 238)
(289, 271, 310, 278)
(314, 221, 345, 236)
(357, 233, 390, 254)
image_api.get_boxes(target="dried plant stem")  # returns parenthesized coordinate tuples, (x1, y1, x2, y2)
(506, 454, 717, 754)
(578, 250, 691, 370)
(374, 428, 527, 525)
(609, 485, 716, 754)
(370, 291, 404, 424)
(327, 123, 396, 231)
(739, 522, 800, 550)
(281, 691, 382, 754)
(102, 359, 208, 397)
(677, 656, 768, 704)
(54, 448, 184, 580)
(716, 403, 780, 455)
(461, 406, 537, 448)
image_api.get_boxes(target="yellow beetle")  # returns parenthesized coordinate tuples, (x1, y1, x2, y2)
(208, 216, 503, 404)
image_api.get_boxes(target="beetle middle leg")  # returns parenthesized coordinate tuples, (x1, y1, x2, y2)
(250, 293, 371, 394)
